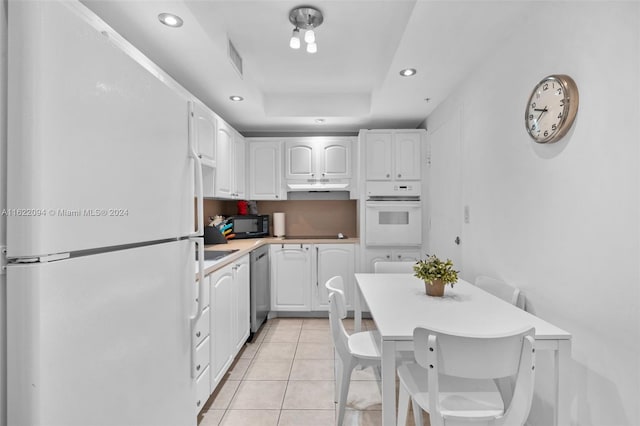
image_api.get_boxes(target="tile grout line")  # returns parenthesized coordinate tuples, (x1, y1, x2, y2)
(276, 323, 301, 424)
(217, 323, 271, 425)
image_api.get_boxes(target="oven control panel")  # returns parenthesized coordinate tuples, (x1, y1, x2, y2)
(366, 181, 421, 198)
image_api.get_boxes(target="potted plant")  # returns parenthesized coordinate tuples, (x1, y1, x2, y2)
(413, 254, 459, 297)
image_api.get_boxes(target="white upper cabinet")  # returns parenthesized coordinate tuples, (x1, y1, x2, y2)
(215, 118, 245, 199)
(363, 130, 423, 181)
(190, 101, 216, 167)
(394, 132, 422, 180)
(248, 139, 285, 200)
(319, 140, 351, 179)
(285, 141, 315, 179)
(233, 130, 246, 200)
(365, 133, 393, 181)
(215, 119, 233, 198)
(285, 138, 351, 180)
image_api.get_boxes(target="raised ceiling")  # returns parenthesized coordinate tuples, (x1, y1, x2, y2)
(81, 0, 535, 134)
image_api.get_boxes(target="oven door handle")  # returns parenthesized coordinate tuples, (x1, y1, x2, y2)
(365, 201, 422, 208)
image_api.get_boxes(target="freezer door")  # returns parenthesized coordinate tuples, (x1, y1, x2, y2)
(7, 1, 194, 258)
(7, 240, 196, 426)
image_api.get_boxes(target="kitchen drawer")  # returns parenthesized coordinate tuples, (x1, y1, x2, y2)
(195, 365, 210, 414)
(194, 307, 210, 346)
(195, 335, 210, 377)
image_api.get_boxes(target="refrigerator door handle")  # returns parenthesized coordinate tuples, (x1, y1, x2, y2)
(189, 102, 204, 238)
(190, 236, 205, 378)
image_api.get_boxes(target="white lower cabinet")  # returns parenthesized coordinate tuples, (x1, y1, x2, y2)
(233, 255, 250, 352)
(209, 267, 233, 392)
(271, 244, 312, 311)
(209, 254, 250, 394)
(363, 248, 421, 273)
(271, 243, 355, 312)
(312, 244, 355, 311)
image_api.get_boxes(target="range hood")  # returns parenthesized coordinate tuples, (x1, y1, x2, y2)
(287, 182, 350, 191)
(286, 179, 351, 200)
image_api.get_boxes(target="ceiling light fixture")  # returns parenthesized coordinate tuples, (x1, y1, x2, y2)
(289, 6, 323, 54)
(289, 28, 301, 49)
(229, 95, 244, 102)
(400, 68, 417, 77)
(158, 13, 183, 28)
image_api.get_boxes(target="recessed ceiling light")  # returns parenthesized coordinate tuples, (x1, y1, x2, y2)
(158, 13, 183, 28)
(229, 95, 244, 102)
(315, 118, 325, 124)
(399, 68, 417, 77)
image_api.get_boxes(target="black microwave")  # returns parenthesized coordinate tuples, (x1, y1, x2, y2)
(228, 215, 270, 239)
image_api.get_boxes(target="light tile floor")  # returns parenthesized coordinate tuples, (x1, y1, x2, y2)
(197, 317, 427, 426)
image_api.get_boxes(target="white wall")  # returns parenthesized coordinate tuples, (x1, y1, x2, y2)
(0, 0, 7, 424)
(425, 2, 639, 425)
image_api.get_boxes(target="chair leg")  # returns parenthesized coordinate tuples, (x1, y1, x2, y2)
(397, 383, 410, 426)
(411, 398, 424, 426)
(336, 359, 355, 426)
(334, 352, 342, 403)
(373, 365, 383, 396)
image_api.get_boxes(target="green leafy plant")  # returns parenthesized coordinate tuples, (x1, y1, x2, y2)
(413, 254, 459, 286)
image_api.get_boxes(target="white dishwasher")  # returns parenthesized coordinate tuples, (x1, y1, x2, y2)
(249, 245, 270, 339)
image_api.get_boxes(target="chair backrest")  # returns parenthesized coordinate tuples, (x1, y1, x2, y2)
(475, 275, 525, 310)
(413, 326, 536, 426)
(373, 261, 415, 273)
(325, 275, 347, 318)
(325, 276, 350, 359)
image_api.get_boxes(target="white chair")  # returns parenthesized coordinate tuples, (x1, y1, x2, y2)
(397, 326, 536, 426)
(373, 261, 415, 273)
(326, 276, 381, 426)
(475, 275, 525, 310)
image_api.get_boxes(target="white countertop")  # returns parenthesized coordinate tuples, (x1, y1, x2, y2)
(195, 236, 359, 278)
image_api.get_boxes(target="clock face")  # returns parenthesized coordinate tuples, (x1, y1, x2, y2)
(525, 75, 579, 144)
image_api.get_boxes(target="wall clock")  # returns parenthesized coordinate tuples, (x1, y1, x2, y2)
(525, 74, 579, 143)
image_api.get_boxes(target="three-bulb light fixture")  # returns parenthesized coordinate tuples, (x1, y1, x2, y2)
(289, 6, 323, 54)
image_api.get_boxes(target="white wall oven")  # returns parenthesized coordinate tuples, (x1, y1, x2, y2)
(365, 182, 422, 246)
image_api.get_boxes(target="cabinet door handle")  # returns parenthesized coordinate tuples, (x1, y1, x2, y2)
(386, 254, 391, 259)
(397, 174, 402, 178)
(386, 174, 390, 178)
(196, 331, 201, 338)
(315, 246, 319, 287)
(196, 400, 201, 407)
(275, 195, 279, 198)
(196, 364, 201, 371)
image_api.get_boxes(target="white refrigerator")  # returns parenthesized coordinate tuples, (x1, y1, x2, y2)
(6, 1, 205, 425)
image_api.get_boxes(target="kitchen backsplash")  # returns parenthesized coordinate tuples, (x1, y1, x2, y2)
(201, 199, 357, 238)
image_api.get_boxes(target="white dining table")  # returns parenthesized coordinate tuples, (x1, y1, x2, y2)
(353, 273, 572, 426)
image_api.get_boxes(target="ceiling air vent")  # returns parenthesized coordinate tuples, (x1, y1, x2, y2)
(228, 39, 243, 77)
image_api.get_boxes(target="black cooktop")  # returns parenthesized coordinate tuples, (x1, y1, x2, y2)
(284, 235, 345, 239)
